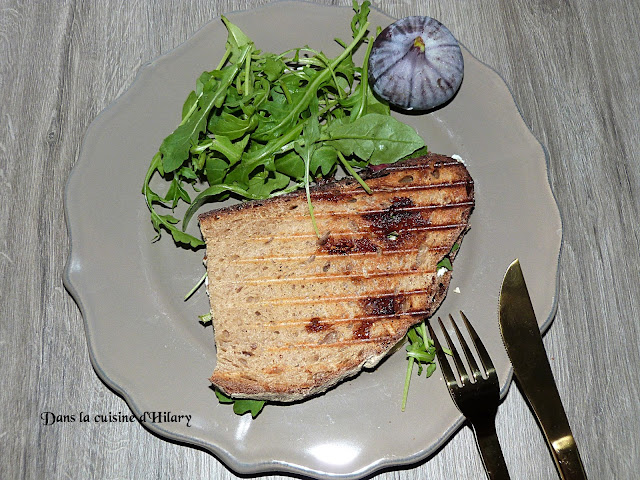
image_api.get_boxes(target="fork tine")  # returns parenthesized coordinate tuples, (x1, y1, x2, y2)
(427, 319, 457, 389)
(460, 310, 496, 375)
(438, 317, 470, 386)
(449, 313, 483, 382)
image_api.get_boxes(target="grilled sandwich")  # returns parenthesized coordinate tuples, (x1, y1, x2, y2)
(199, 153, 474, 402)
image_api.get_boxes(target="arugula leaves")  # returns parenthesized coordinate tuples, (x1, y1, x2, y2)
(215, 389, 265, 418)
(142, 0, 425, 248)
(401, 322, 437, 411)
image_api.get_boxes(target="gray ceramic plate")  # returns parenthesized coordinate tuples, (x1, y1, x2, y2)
(64, 1, 562, 478)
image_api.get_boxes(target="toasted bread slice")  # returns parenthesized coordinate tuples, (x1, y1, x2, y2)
(199, 153, 474, 402)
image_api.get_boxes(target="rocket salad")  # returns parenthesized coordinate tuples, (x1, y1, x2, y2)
(142, 1, 424, 247)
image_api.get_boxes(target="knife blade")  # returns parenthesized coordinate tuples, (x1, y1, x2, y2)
(499, 259, 587, 479)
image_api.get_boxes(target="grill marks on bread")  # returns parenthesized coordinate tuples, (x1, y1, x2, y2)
(199, 154, 474, 402)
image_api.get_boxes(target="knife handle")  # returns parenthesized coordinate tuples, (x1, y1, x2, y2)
(518, 357, 588, 479)
(472, 416, 510, 480)
(550, 431, 587, 479)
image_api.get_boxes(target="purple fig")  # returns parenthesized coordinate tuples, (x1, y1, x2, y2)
(368, 16, 464, 111)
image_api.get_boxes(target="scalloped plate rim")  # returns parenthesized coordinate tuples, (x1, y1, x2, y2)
(63, 2, 562, 478)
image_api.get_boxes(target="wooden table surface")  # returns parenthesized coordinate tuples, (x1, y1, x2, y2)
(2, 0, 639, 478)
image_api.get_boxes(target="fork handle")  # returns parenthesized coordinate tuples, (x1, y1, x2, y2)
(472, 418, 511, 479)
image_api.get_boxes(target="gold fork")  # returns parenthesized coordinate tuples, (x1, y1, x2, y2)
(428, 312, 510, 479)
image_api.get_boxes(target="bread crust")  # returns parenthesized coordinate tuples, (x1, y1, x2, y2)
(199, 153, 474, 402)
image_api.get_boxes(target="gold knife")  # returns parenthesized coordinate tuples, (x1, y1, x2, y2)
(499, 259, 587, 479)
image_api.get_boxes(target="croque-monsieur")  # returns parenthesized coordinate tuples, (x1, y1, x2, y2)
(198, 153, 474, 402)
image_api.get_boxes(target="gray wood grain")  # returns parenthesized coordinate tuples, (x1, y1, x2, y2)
(1, 0, 639, 478)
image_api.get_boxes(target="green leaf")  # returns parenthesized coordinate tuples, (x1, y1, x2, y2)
(195, 71, 214, 96)
(152, 211, 204, 247)
(209, 135, 249, 165)
(401, 145, 430, 162)
(260, 54, 286, 82)
(351, 0, 371, 38)
(167, 224, 204, 247)
(232, 399, 266, 417)
(164, 177, 192, 208)
(274, 151, 305, 179)
(179, 165, 200, 180)
(425, 362, 437, 377)
(241, 120, 306, 180)
(407, 350, 435, 363)
(205, 156, 229, 185)
(364, 91, 391, 116)
(324, 113, 424, 165)
(333, 53, 356, 86)
(158, 214, 180, 224)
(209, 111, 258, 140)
(182, 182, 264, 229)
(436, 257, 453, 270)
(206, 63, 245, 110)
(309, 145, 338, 176)
(159, 114, 208, 172)
(214, 389, 266, 418)
(221, 15, 253, 59)
(182, 90, 199, 121)
(246, 170, 290, 197)
(215, 390, 234, 404)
